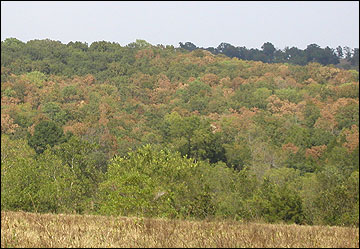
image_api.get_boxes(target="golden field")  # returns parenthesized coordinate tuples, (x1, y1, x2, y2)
(1, 211, 358, 248)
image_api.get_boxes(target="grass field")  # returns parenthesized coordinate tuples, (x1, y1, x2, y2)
(1, 211, 358, 248)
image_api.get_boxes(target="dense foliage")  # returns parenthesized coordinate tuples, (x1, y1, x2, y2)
(1, 38, 359, 227)
(180, 41, 359, 71)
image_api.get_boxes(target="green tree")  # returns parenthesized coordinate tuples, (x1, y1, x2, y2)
(261, 42, 276, 62)
(313, 165, 359, 226)
(127, 39, 152, 49)
(250, 178, 304, 224)
(54, 136, 104, 213)
(197, 162, 258, 220)
(274, 88, 303, 104)
(162, 112, 225, 163)
(1, 135, 39, 212)
(224, 140, 252, 170)
(251, 87, 272, 109)
(335, 101, 359, 130)
(34, 148, 78, 213)
(67, 41, 88, 52)
(98, 145, 214, 219)
(303, 101, 320, 127)
(336, 46, 343, 58)
(28, 120, 66, 154)
(42, 102, 69, 125)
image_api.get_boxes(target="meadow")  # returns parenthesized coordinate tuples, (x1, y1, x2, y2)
(1, 211, 358, 248)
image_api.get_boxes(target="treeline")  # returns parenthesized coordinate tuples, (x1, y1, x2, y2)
(1, 38, 181, 83)
(1, 38, 359, 84)
(3, 137, 358, 226)
(1, 38, 359, 227)
(180, 41, 359, 70)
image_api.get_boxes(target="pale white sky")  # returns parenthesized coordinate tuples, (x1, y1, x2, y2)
(1, 1, 359, 49)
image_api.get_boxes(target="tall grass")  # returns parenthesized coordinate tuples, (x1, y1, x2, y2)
(1, 211, 358, 248)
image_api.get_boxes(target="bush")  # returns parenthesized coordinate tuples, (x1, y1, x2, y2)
(98, 144, 214, 219)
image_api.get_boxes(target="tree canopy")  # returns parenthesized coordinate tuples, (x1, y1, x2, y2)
(1, 38, 359, 227)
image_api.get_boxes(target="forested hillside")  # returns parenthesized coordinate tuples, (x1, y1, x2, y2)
(1, 38, 359, 227)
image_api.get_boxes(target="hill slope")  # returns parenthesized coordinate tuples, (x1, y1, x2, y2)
(1, 39, 359, 226)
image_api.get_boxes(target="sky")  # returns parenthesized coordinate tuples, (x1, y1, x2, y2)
(1, 1, 359, 50)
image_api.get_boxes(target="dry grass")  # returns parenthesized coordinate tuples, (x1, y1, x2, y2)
(1, 211, 358, 248)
